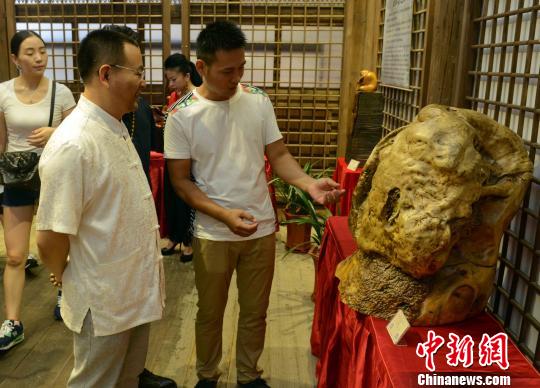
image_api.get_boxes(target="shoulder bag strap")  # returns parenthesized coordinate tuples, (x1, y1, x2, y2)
(48, 81, 56, 127)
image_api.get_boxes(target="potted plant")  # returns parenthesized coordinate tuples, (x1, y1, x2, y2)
(269, 163, 332, 253)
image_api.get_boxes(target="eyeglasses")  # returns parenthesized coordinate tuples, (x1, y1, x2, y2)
(110, 64, 145, 79)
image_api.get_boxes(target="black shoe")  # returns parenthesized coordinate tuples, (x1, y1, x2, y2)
(194, 380, 217, 388)
(161, 243, 179, 256)
(238, 378, 270, 388)
(180, 252, 193, 263)
(54, 289, 63, 321)
(138, 368, 177, 388)
(24, 254, 39, 272)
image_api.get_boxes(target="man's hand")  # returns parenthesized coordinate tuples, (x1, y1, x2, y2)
(223, 209, 259, 237)
(27, 126, 55, 147)
(307, 178, 346, 205)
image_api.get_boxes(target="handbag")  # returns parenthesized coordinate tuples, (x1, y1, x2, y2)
(0, 82, 56, 191)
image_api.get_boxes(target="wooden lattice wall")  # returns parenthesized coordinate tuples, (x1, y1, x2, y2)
(5, 0, 346, 172)
(470, 0, 539, 370)
(376, 0, 430, 134)
(186, 1, 345, 171)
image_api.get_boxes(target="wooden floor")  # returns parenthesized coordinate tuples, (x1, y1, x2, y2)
(0, 225, 318, 388)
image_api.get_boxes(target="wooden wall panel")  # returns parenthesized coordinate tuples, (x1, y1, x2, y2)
(2, 0, 346, 173)
(0, 0, 16, 82)
(424, 0, 468, 106)
(337, 0, 379, 157)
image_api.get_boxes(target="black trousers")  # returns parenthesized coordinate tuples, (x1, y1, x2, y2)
(163, 163, 193, 246)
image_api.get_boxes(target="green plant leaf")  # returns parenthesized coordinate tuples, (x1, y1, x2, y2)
(268, 159, 333, 247)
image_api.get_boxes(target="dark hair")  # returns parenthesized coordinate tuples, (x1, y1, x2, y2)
(196, 20, 246, 65)
(164, 53, 202, 87)
(10, 30, 45, 56)
(102, 24, 140, 44)
(77, 28, 139, 83)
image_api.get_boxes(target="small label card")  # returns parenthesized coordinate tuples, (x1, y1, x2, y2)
(386, 309, 410, 345)
(347, 159, 360, 171)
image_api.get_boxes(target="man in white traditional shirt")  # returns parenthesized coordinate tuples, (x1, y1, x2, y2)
(35, 29, 169, 387)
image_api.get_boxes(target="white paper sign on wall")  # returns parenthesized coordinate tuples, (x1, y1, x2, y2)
(380, 0, 413, 89)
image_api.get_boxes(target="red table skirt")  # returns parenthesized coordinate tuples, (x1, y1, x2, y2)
(327, 157, 362, 216)
(150, 151, 167, 237)
(311, 216, 540, 387)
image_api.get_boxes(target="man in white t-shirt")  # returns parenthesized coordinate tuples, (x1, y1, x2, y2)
(165, 21, 344, 388)
(35, 29, 170, 387)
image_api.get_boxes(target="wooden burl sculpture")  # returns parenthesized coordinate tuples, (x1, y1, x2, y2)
(336, 105, 533, 325)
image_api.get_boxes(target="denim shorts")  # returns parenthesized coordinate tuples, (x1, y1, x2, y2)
(1, 186, 39, 207)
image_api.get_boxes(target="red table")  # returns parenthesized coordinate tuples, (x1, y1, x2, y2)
(149, 152, 279, 237)
(311, 216, 540, 387)
(328, 157, 363, 216)
(150, 151, 167, 237)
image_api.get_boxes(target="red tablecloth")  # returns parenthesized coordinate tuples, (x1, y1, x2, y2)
(311, 216, 540, 388)
(327, 157, 363, 216)
(150, 151, 167, 237)
(149, 152, 279, 237)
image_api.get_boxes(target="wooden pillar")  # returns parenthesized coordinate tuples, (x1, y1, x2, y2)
(181, 0, 190, 58)
(337, 0, 379, 158)
(162, 1, 172, 60)
(424, 0, 477, 107)
(0, 0, 9, 82)
(452, 0, 483, 108)
(0, 0, 16, 82)
(161, 0, 172, 98)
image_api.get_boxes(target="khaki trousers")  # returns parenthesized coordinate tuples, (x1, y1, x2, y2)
(67, 311, 150, 388)
(193, 233, 276, 384)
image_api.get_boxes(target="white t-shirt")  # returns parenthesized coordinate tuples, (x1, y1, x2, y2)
(36, 96, 164, 336)
(0, 78, 76, 153)
(164, 84, 282, 241)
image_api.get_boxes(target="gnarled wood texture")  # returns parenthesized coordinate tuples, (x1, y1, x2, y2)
(337, 104, 532, 326)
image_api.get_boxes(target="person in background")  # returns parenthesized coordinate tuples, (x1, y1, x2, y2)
(35, 28, 171, 387)
(160, 53, 202, 262)
(164, 21, 344, 388)
(0, 30, 75, 353)
(164, 53, 202, 109)
(122, 96, 156, 183)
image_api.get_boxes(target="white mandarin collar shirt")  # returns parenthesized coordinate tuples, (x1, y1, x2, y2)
(78, 94, 127, 137)
(37, 95, 165, 336)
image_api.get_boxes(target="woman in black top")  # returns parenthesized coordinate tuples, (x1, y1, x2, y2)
(161, 53, 202, 262)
